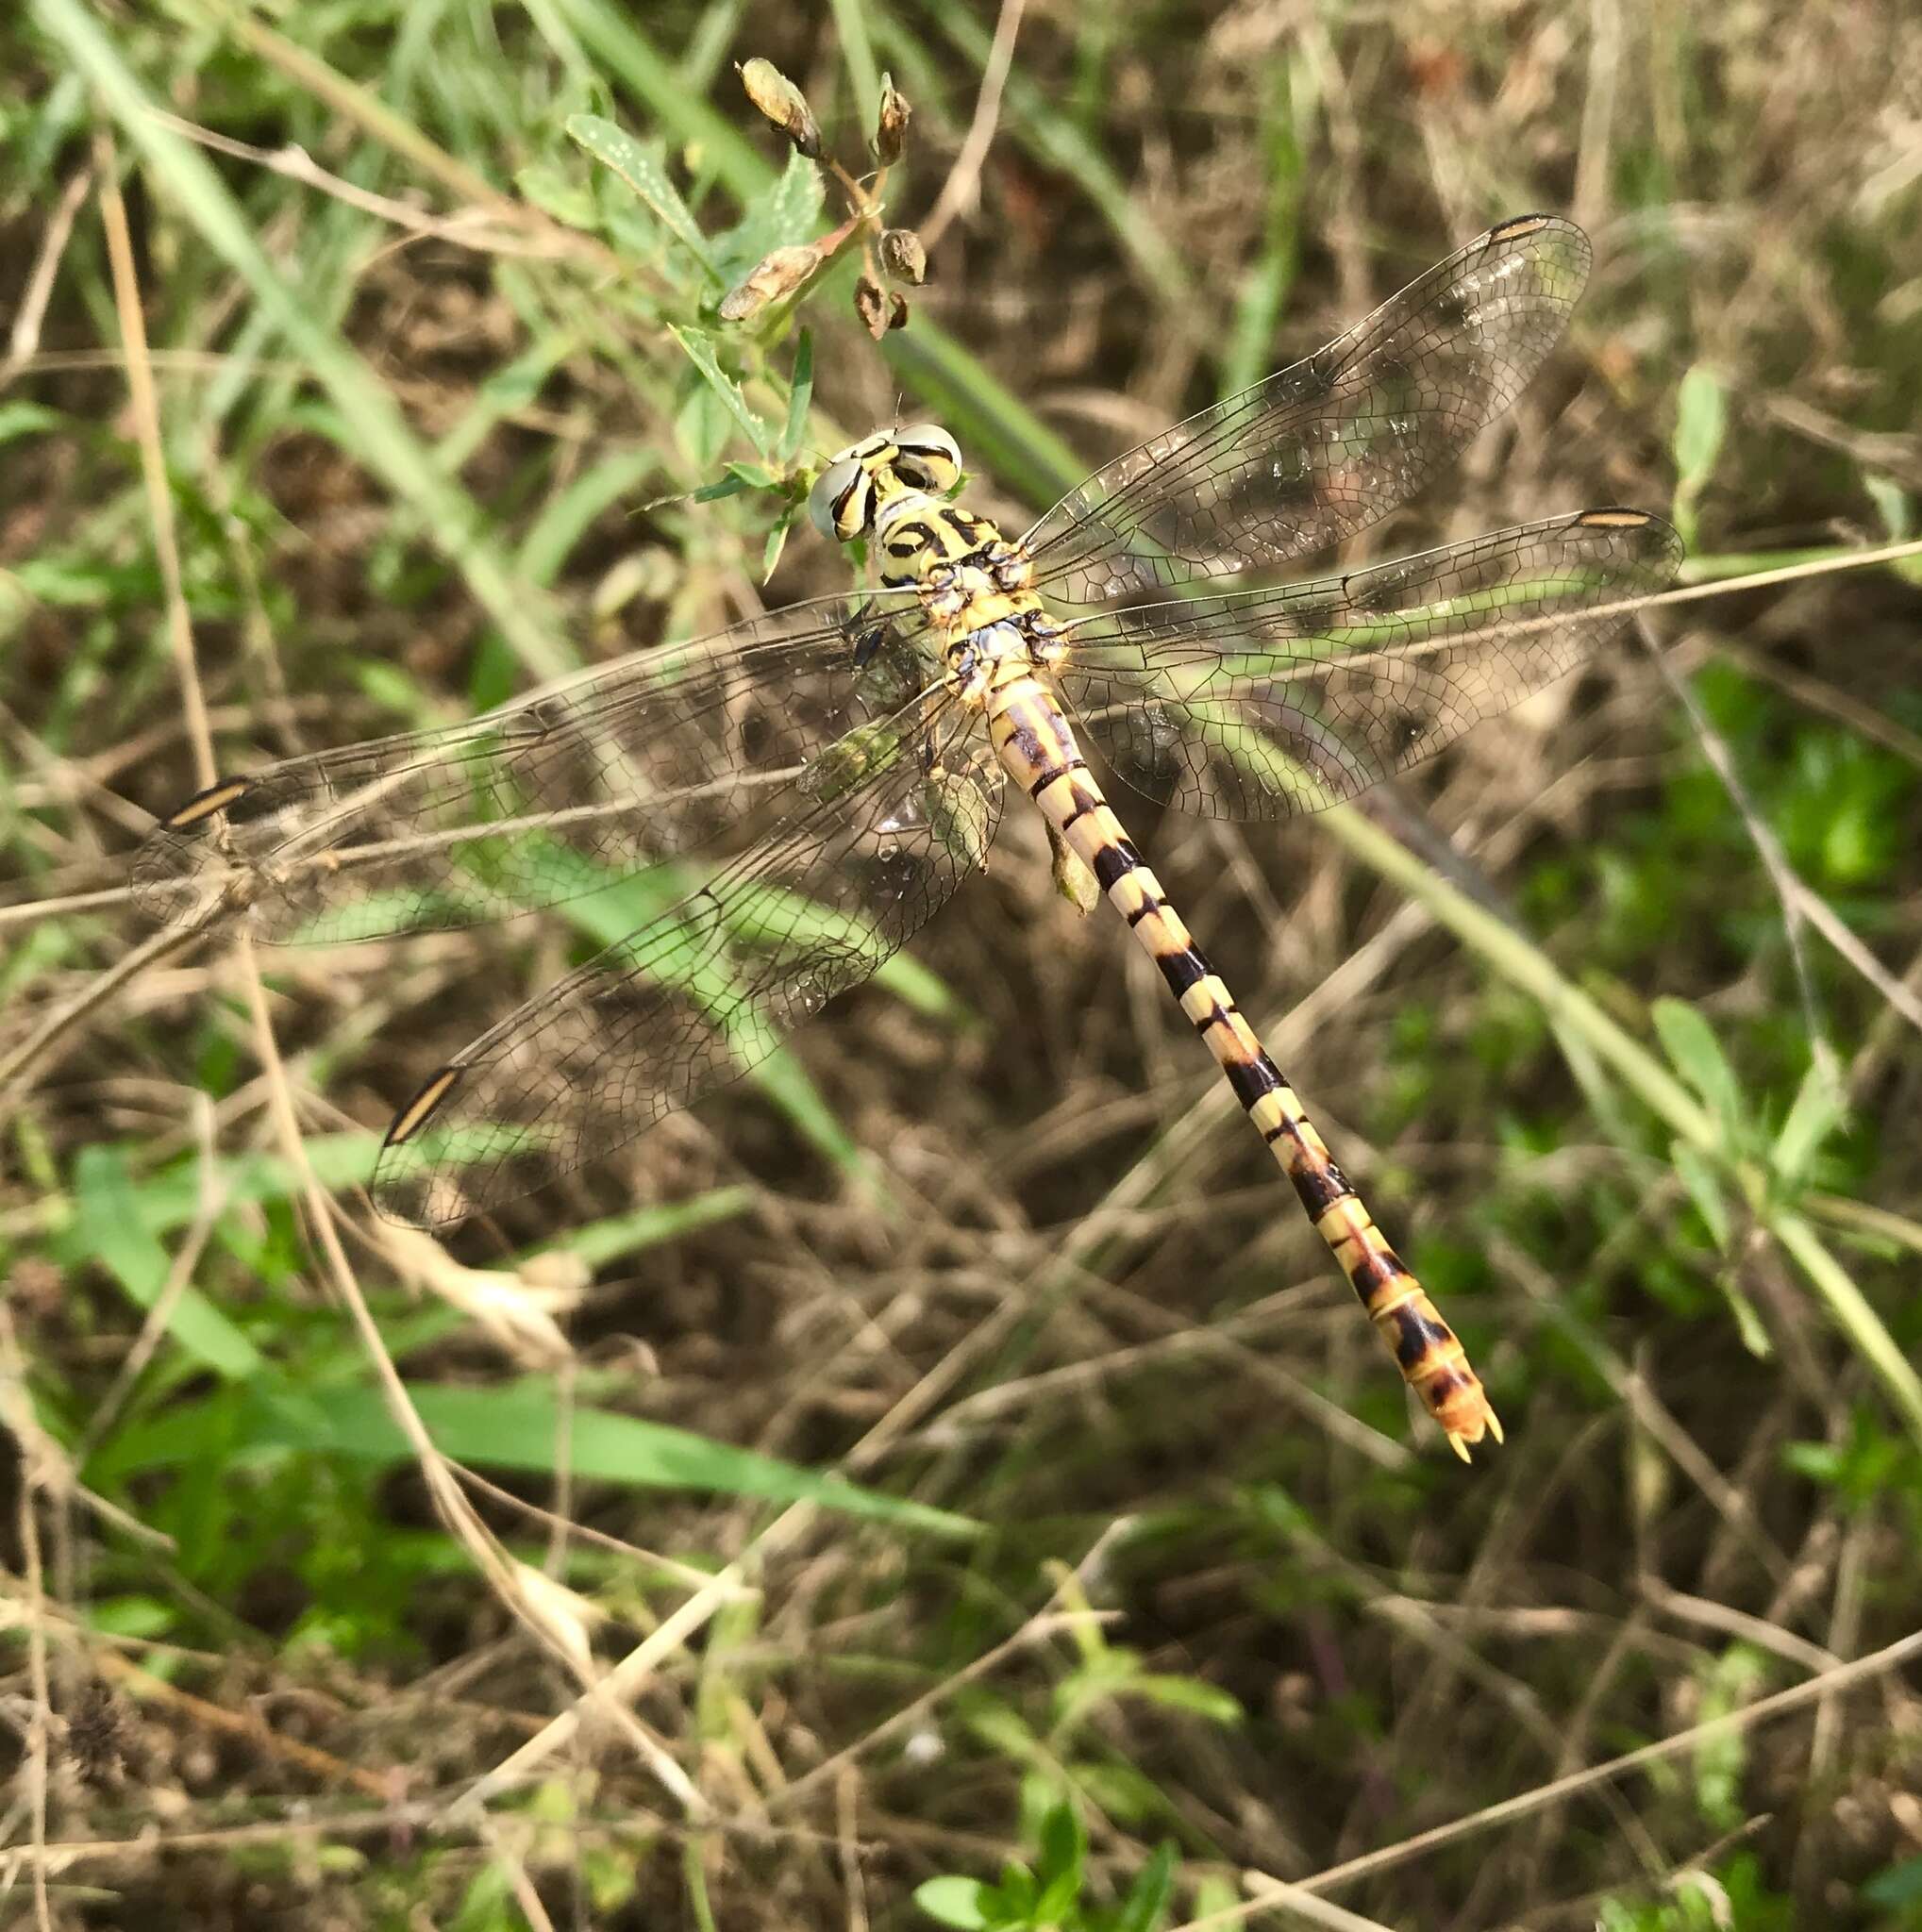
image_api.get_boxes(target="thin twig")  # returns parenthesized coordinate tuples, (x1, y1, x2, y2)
(0, 162, 92, 390)
(918, 0, 1028, 252)
(96, 126, 215, 792)
(0, 918, 209, 1103)
(145, 109, 573, 259)
(234, 940, 712, 1823)
(0, 887, 140, 931)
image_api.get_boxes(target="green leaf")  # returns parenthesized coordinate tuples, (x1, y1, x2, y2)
(1671, 1140, 1733, 1252)
(513, 160, 600, 231)
(1128, 1673, 1245, 1725)
(1772, 1063, 1847, 1187)
(668, 324, 771, 456)
(1673, 365, 1729, 496)
(92, 1378, 978, 1537)
(963, 1697, 1040, 1760)
(912, 1877, 993, 1929)
(1036, 1800, 1086, 1889)
(1864, 1854, 1922, 1907)
(539, 1188, 755, 1273)
(779, 329, 815, 463)
(715, 150, 826, 282)
(69, 1147, 264, 1379)
(1073, 1760, 1164, 1825)
(761, 511, 793, 580)
(1863, 472, 1911, 542)
(1035, 1865, 1083, 1924)
(566, 113, 717, 276)
(1115, 1843, 1178, 1932)
(0, 401, 63, 443)
(691, 473, 754, 504)
(515, 448, 660, 586)
(1650, 998, 1742, 1129)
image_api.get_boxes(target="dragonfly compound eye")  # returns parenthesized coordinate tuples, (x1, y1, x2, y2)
(808, 456, 876, 542)
(892, 424, 961, 492)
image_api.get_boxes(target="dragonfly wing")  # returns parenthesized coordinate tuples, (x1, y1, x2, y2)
(1058, 509, 1683, 820)
(131, 591, 937, 943)
(373, 692, 1003, 1226)
(1022, 215, 1592, 608)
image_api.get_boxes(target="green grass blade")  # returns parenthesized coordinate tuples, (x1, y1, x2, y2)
(37, 0, 580, 684)
(93, 1376, 978, 1536)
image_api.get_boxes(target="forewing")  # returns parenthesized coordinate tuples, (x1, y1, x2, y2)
(374, 693, 1003, 1226)
(1022, 215, 1592, 607)
(130, 591, 937, 943)
(1059, 509, 1683, 820)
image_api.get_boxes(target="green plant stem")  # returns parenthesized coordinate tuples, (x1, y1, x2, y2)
(826, 0, 884, 131)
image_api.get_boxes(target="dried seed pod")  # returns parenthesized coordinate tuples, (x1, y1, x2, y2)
(854, 272, 888, 340)
(719, 242, 823, 322)
(887, 291, 910, 331)
(878, 227, 928, 284)
(738, 58, 821, 159)
(874, 74, 911, 165)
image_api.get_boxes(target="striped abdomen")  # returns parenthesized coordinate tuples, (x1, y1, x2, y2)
(985, 667, 1500, 1458)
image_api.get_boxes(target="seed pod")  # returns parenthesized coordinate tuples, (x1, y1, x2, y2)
(878, 227, 928, 285)
(738, 58, 821, 159)
(854, 272, 888, 340)
(719, 242, 823, 322)
(874, 74, 911, 165)
(887, 291, 909, 331)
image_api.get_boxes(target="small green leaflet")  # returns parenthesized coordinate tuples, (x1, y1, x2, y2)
(669, 324, 771, 456)
(566, 113, 718, 278)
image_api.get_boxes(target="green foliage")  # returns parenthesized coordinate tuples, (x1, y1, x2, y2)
(909, 1579, 1237, 1925)
(915, 1804, 1177, 1932)
(1670, 363, 1729, 551)
(1596, 1853, 1796, 1931)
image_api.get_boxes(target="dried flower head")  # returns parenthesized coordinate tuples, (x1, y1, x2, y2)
(719, 242, 824, 322)
(854, 272, 888, 340)
(878, 227, 928, 284)
(738, 58, 821, 159)
(874, 74, 911, 165)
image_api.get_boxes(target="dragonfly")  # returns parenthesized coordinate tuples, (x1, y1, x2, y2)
(133, 214, 1682, 1458)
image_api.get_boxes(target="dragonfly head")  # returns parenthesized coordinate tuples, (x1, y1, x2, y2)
(808, 424, 962, 543)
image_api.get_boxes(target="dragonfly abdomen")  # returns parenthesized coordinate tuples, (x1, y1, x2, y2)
(988, 670, 1500, 1458)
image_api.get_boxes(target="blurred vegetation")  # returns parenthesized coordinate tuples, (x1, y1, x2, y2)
(4, 2, 1921, 1927)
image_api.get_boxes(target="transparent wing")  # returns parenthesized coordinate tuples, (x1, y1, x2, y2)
(374, 691, 1003, 1227)
(130, 591, 938, 943)
(1058, 508, 1683, 820)
(1021, 215, 1592, 608)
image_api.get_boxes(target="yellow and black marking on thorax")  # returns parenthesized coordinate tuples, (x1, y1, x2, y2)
(808, 425, 1063, 698)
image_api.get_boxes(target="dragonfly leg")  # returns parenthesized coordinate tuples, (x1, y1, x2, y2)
(989, 670, 1500, 1457)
